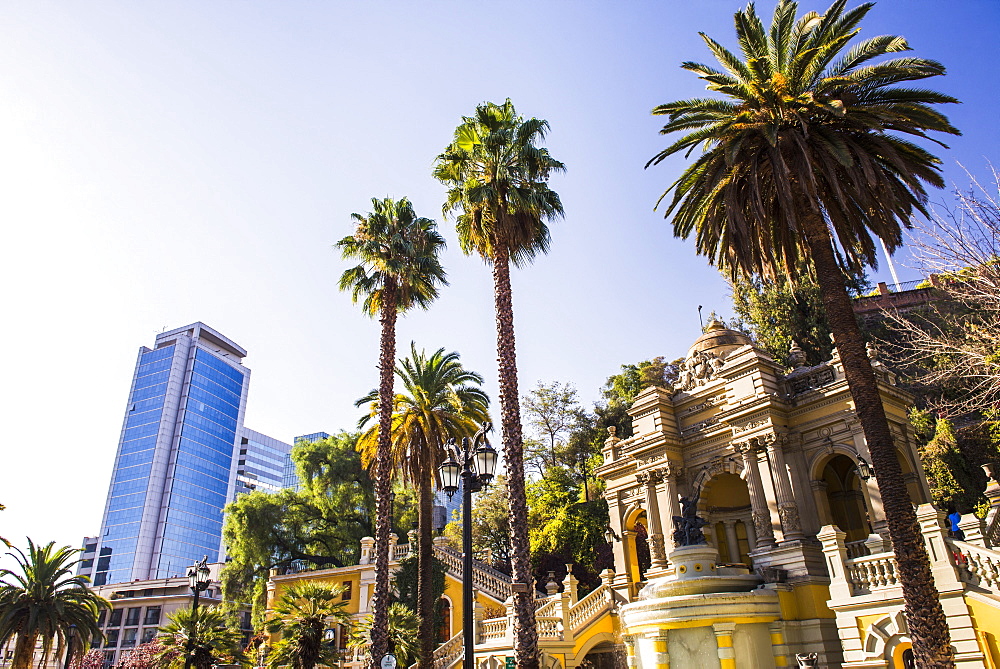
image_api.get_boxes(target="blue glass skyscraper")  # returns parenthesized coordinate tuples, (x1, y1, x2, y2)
(91, 323, 250, 585)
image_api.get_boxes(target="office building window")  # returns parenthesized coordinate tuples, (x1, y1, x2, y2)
(105, 630, 119, 648)
(125, 608, 141, 626)
(144, 607, 161, 626)
(141, 628, 157, 644)
(108, 610, 122, 627)
(121, 629, 137, 648)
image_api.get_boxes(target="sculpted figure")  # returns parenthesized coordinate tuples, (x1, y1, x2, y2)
(672, 494, 708, 546)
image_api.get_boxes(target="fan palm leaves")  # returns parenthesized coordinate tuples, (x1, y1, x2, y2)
(155, 606, 245, 669)
(356, 344, 489, 669)
(264, 582, 352, 669)
(434, 99, 564, 669)
(337, 197, 448, 669)
(647, 1, 959, 665)
(0, 540, 108, 669)
(347, 602, 418, 668)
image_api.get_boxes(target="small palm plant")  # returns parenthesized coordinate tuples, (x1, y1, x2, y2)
(156, 606, 245, 669)
(348, 602, 418, 668)
(0, 539, 109, 669)
(265, 582, 352, 669)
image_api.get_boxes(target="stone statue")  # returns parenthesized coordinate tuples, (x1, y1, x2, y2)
(672, 494, 708, 546)
(795, 653, 818, 668)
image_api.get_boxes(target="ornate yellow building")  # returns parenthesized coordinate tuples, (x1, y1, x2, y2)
(265, 321, 1000, 669)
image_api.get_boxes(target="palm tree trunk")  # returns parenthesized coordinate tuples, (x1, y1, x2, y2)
(417, 449, 435, 669)
(12, 631, 37, 669)
(801, 211, 955, 668)
(370, 286, 398, 669)
(491, 246, 539, 669)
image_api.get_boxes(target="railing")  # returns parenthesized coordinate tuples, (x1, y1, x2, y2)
(432, 631, 464, 669)
(845, 553, 900, 594)
(568, 584, 611, 632)
(986, 513, 1000, 548)
(479, 618, 507, 643)
(433, 545, 512, 602)
(845, 540, 870, 559)
(536, 616, 563, 640)
(951, 540, 1000, 591)
(392, 543, 411, 561)
(534, 596, 559, 617)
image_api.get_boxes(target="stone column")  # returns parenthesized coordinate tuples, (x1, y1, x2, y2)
(659, 463, 683, 553)
(712, 623, 737, 669)
(637, 471, 668, 571)
(764, 434, 804, 540)
(724, 521, 741, 563)
(743, 515, 757, 550)
(737, 439, 777, 549)
(643, 631, 670, 669)
(810, 480, 832, 526)
(608, 498, 632, 593)
(769, 622, 790, 667)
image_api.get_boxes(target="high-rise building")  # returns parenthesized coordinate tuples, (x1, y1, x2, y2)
(233, 428, 292, 497)
(90, 323, 251, 585)
(281, 432, 331, 491)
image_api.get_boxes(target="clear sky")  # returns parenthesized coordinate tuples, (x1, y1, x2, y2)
(1, 0, 998, 567)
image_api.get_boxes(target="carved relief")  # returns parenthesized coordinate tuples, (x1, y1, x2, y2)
(683, 396, 721, 415)
(788, 366, 835, 394)
(752, 511, 773, 539)
(731, 418, 768, 434)
(675, 349, 725, 392)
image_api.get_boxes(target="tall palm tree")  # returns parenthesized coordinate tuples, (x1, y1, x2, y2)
(434, 99, 564, 669)
(338, 197, 448, 668)
(0, 540, 108, 669)
(155, 607, 245, 669)
(265, 582, 352, 669)
(357, 344, 489, 669)
(647, 1, 959, 665)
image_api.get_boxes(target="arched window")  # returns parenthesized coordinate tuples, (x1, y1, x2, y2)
(438, 598, 451, 643)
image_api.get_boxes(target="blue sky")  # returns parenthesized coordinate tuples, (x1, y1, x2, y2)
(1, 0, 998, 560)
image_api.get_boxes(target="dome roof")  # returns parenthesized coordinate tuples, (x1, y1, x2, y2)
(686, 318, 753, 360)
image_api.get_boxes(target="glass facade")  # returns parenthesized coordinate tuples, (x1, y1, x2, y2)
(92, 323, 251, 586)
(235, 428, 292, 496)
(282, 432, 330, 491)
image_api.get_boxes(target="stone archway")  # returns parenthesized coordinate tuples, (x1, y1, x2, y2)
(699, 472, 754, 565)
(862, 610, 913, 668)
(820, 454, 872, 545)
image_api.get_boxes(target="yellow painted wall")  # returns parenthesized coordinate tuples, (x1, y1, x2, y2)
(966, 595, 1000, 668)
(270, 569, 364, 615)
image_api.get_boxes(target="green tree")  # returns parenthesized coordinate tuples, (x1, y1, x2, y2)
(522, 382, 579, 470)
(337, 197, 447, 668)
(647, 1, 960, 663)
(390, 555, 447, 642)
(729, 262, 869, 367)
(348, 603, 419, 668)
(356, 344, 488, 669)
(155, 607, 245, 669)
(0, 540, 108, 669)
(265, 582, 352, 669)
(221, 433, 374, 625)
(434, 98, 565, 669)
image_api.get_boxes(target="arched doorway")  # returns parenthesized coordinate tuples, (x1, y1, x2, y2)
(700, 472, 753, 565)
(580, 640, 626, 669)
(624, 510, 651, 584)
(821, 455, 871, 544)
(437, 598, 451, 643)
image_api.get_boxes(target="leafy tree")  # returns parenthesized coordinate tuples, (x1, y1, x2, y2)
(434, 98, 564, 669)
(647, 1, 960, 663)
(74, 648, 106, 669)
(338, 196, 448, 667)
(265, 582, 352, 669)
(522, 382, 580, 470)
(221, 433, 374, 625)
(155, 606, 245, 669)
(526, 467, 612, 594)
(729, 263, 869, 367)
(0, 540, 108, 669)
(348, 603, 419, 668)
(356, 344, 488, 669)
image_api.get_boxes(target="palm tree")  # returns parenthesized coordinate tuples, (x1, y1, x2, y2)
(265, 582, 352, 669)
(434, 99, 564, 669)
(357, 344, 489, 669)
(156, 606, 245, 669)
(348, 602, 419, 668)
(646, 1, 959, 665)
(338, 197, 448, 668)
(0, 540, 108, 669)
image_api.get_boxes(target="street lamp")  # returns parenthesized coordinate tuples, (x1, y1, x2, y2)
(185, 556, 211, 669)
(63, 624, 77, 669)
(438, 423, 497, 669)
(856, 457, 874, 482)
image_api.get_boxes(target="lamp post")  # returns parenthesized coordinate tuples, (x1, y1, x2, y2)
(856, 457, 874, 481)
(63, 624, 77, 669)
(185, 556, 211, 669)
(438, 424, 498, 669)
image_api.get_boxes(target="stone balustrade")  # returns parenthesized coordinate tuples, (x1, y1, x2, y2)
(845, 552, 900, 594)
